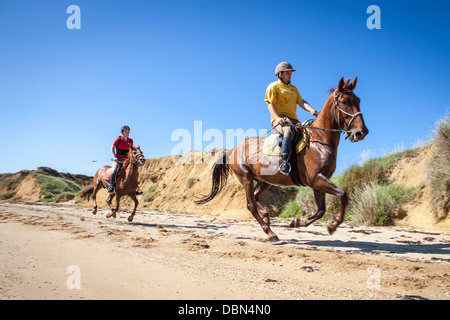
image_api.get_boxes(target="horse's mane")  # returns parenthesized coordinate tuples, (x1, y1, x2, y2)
(122, 146, 136, 169)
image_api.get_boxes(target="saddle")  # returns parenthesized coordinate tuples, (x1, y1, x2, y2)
(262, 120, 311, 186)
(262, 120, 311, 156)
(103, 167, 124, 184)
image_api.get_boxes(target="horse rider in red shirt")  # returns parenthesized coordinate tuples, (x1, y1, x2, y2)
(108, 125, 133, 194)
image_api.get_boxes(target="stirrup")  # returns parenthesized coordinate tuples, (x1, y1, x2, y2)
(279, 161, 291, 175)
(107, 185, 115, 194)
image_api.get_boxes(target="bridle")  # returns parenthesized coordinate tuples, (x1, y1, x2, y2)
(126, 148, 146, 166)
(269, 89, 363, 139)
(333, 89, 363, 138)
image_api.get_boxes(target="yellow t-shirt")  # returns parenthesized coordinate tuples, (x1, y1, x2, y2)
(265, 81, 303, 122)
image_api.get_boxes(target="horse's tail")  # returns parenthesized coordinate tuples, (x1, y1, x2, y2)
(195, 150, 233, 205)
(78, 186, 94, 202)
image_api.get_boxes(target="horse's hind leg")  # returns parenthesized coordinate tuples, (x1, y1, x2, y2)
(242, 177, 279, 241)
(106, 194, 117, 218)
(254, 181, 272, 225)
(127, 193, 139, 222)
(91, 182, 102, 215)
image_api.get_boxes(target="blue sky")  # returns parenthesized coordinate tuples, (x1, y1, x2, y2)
(0, 0, 448, 176)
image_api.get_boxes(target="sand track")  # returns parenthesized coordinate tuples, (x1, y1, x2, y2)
(0, 201, 449, 300)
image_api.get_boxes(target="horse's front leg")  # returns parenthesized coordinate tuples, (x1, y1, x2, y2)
(308, 174, 348, 234)
(290, 189, 326, 228)
(327, 189, 348, 234)
(127, 193, 139, 222)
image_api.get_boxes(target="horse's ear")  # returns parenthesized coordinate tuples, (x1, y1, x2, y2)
(337, 77, 345, 92)
(137, 145, 140, 149)
(349, 77, 358, 91)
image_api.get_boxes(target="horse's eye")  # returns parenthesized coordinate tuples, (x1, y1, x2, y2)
(341, 100, 348, 105)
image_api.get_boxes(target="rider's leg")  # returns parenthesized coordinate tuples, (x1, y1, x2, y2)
(108, 160, 120, 193)
(279, 117, 297, 175)
(280, 136, 292, 175)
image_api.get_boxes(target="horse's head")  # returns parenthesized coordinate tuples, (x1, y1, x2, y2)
(333, 77, 369, 142)
(130, 145, 146, 166)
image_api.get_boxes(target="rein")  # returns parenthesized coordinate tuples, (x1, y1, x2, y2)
(294, 122, 342, 133)
(271, 89, 363, 139)
(269, 121, 343, 138)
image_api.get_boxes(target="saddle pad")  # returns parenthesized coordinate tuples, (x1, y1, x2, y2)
(103, 167, 124, 182)
(262, 121, 310, 156)
(103, 168, 113, 182)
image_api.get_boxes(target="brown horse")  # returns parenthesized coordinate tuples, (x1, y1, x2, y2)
(196, 77, 368, 241)
(79, 145, 146, 222)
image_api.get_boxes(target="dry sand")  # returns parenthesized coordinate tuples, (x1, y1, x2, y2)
(0, 201, 449, 300)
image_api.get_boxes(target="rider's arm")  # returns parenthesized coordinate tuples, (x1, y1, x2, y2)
(111, 144, 117, 160)
(267, 102, 285, 125)
(298, 100, 319, 117)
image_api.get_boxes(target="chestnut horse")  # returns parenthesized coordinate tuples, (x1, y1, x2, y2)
(196, 77, 368, 241)
(79, 145, 146, 222)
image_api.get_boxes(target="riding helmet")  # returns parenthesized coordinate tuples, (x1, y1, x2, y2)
(275, 62, 296, 77)
(121, 125, 130, 133)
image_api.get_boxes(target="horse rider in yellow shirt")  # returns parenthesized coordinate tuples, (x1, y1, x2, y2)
(265, 62, 319, 175)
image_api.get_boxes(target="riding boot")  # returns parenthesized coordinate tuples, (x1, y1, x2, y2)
(279, 138, 292, 175)
(107, 170, 117, 194)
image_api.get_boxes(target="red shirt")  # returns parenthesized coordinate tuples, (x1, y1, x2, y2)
(113, 136, 133, 159)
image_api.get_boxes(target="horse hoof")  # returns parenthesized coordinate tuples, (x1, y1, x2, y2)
(289, 218, 298, 228)
(327, 223, 335, 235)
(268, 235, 280, 242)
(92, 210, 97, 215)
(127, 216, 133, 222)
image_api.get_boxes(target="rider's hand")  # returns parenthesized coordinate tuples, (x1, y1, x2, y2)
(275, 117, 286, 126)
(311, 110, 319, 117)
